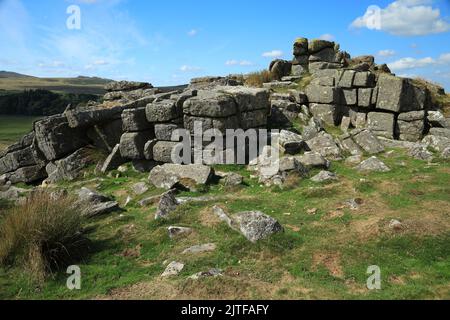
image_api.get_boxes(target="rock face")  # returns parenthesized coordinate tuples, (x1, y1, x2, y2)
(213, 206, 283, 243)
(45, 147, 96, 183)
(0, 37, 447, 186)
(149, 164, 214, 189)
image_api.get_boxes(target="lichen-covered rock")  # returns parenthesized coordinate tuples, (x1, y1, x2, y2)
(398, 111, 425, 142)
(149, 164, 213, 189)
(278, 130, 307, 155)
(152, 141, 181, 163)
(146, 100, 182, 123)
(105, 81, 152, 92)
(183, 90, 237, 118)
(308, 39, 334, 54)
(161, 261, 184, 277)
(77, 187, 120, 217)
(168, 226, 193, 239)
(34, 115, 88, 161)
(367, 112, 396, 139)
(422, 134, 450, 152)
(293, 37, 309, 56)
(122, 107, 153, 132)
(119, 130, 154, 160)
(155, 189, 179, 219)
(376, 75, 429, 113)
(269, 59, 292, 80)
(306, 85, 340, 104)
(351, 129, 385, 154)
(295, 152, 330, 169)
(311, 170, 338, 183)
(101, 144, 126, 173)
(429, 128, 450, 139)
(306, 132, 342, 159)
(309, 103, 343, 126)
(213, 206, 283, 243)
(154, 124, 182, 141)
(45, 147, 96, 183)
(355, 156, 390, 173)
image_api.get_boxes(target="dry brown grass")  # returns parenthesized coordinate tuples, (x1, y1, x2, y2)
(0, 191, 89, 282)
(245, 70, 274, 87)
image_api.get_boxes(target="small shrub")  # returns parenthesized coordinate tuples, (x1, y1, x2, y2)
(245, 70, 273, 87)
(0, 191, 90, 282)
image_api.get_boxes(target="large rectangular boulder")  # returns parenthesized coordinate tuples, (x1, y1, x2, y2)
(122, 107, 153, 132)
(310, 104, 343, 126)
(119, 130, 154, 160)
(34, 115, 88, 161)
(216, 86, 270, 112)
(183, 91, 237, 118)
(152, 141, 181, 163)
(397, 111, 425, 142)
(376, 75, 429, 113)
(146, 100, 182, 123)
(367, 112, 397, 139)
(358, 88, 374, 108)
(305, 85, 340, 104)
(183, 115, 239, 133)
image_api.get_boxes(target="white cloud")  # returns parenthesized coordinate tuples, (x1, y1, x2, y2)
(389, 57, 436, 70)
(187, 29, 198, 37)
(225, 60, 253, 66)
(262, 50, 283, 58)
(377, 49, 396, 57)
(319, 34, 335, 41)
(351, 0, 450, 36)
(388, 53, 450, 71)
(180, 65, 201, 72)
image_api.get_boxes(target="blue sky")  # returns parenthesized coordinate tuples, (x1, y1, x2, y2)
(1, 0, 450, 90)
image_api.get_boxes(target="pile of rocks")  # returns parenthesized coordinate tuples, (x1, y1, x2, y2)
(1, 36, 448, 187)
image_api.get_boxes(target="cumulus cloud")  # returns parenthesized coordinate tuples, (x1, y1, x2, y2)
(180, 65, 201, 72)
(225, 60, 253, 66)
(388, 53, 450, 71)
(187, 29, 198, 37)
(319, 34, 335, 41)
(262, 50, 283, 58)
(351, 0, 450, 36)
(378, 49, 396, 57)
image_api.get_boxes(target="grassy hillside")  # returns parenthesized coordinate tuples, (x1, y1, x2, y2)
(0, 73, 111, 95)
(0, 116, 39, 151)
(0, 150, 448, 300)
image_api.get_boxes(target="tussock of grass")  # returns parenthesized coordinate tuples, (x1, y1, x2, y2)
(0, 191, 90, 282)
(245, 70, 273, 87)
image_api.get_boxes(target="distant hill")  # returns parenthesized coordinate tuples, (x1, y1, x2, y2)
(0, 71, 35, 79)
(0, 72, 112, 95)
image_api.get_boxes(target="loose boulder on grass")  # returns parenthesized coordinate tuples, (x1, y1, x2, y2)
(155, 189, 179, 220)
(212, 206, 283, 243)
(77, 187, 121, 217)
(355, 157, 391, 173)
(149, 164, 214, 190)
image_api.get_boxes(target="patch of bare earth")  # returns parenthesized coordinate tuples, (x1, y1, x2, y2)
(97, 271, 316, 300)
(312, 252, 344, 278)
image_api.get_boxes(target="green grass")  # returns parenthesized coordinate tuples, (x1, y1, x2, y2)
(0, 116, 39, 151)
(0, 148, 449, 300)
(0, 76, 109, 95)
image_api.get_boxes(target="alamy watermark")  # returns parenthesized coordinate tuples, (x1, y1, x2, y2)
(367, 265, 381, 290)
(169, 121, 280, 175)
(66, 5, 81, 30)
(66, 265, 81, 290)
(364, 5, 382, 31)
